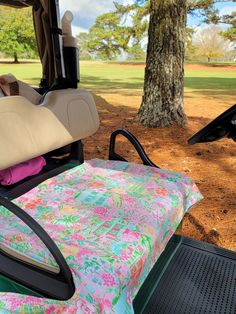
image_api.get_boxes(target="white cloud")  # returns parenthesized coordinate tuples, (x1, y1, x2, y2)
(59, 0, 117, 30)
(219, 5, 236, 16)
(122, 0, 135, 4)
(71, 25, 88, 37)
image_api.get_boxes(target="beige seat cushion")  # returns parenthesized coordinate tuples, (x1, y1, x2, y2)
(18, 80, 42, 105)
(42, 88, 99, 139)
(0, 88, 99, 170)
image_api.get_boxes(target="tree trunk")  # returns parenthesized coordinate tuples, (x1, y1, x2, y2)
(137, 0, 187, 127)
(13, 52, 19, 64)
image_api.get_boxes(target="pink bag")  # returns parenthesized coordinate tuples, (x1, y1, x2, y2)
(0, 156, 46, 186)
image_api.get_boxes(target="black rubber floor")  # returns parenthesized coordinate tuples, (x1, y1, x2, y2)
(134, 236, 236, 314)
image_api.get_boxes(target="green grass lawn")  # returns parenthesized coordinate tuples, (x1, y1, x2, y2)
(184, 70, 236, 92)
(1, 61, 235, 93)
(0, 62, 42, 86)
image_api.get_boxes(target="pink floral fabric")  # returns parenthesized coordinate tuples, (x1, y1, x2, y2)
(0, 159, 203, 313)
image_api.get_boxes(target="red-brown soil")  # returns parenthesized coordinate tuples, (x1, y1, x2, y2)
(84, 64, 236, 251)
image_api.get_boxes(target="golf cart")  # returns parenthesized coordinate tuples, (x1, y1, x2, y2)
(0, 1, 235, 313)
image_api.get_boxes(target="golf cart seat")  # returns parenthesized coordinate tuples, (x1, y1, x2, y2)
(0, 108, 235, 313)
(0, 154, 203, 312)
(0, 85, 99, 170)
(0, 72, 203, 312)
(0, 1, 235, 313)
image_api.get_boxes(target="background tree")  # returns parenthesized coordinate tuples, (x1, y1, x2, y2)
(221, 11, 236, 42)
(76, 32, 92, 60)
(137, 0, 187, 127)
(131, 0, 235, 127)
(127, 43, 146, 60)
(193, 25, 231, 62)
(114, 1, 149, 48)
(0, 7, 37, 63)
(87, 12, 131, 60)
(185, 27, 197, 60)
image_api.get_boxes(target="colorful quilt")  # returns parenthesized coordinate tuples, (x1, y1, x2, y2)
(0, 159, 203, 313)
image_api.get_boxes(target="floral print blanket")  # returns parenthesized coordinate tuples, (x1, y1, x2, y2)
(0, 159, 203, 313)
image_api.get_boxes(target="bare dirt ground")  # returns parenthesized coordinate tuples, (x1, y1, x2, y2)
(84, 64, 236, 251)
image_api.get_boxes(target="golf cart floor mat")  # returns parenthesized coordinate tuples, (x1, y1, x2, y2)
(134, 235, 236, 314)
(0, 159, 202, 313)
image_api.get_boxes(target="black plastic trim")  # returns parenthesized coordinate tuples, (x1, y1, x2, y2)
(0, 196, 75, 300)
(188, 103, 236, 144)
(49, 0, 65, 80)
(70, 140, 84, 164)
(109, 129, 159, 168)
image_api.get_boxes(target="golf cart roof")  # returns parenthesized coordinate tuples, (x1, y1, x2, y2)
(0, 0, 66, 89)
(0, 1, 34, 8)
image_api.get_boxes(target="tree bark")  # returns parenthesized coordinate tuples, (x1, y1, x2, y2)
(137, 0, 187, 127)
(13, 52, 19, 64)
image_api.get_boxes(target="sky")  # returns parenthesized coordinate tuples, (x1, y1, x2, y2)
(59, 0, 121, 34)
(59, 0, 236, 36)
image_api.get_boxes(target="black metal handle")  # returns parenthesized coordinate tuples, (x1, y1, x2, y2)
(0, 195, 74, 300)
(109, 128, 159, 168)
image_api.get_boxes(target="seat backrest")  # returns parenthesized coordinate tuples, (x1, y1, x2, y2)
(0, 88, 99, 170)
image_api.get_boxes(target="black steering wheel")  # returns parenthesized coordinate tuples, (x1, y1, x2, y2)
(188, 104, 236, 145)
